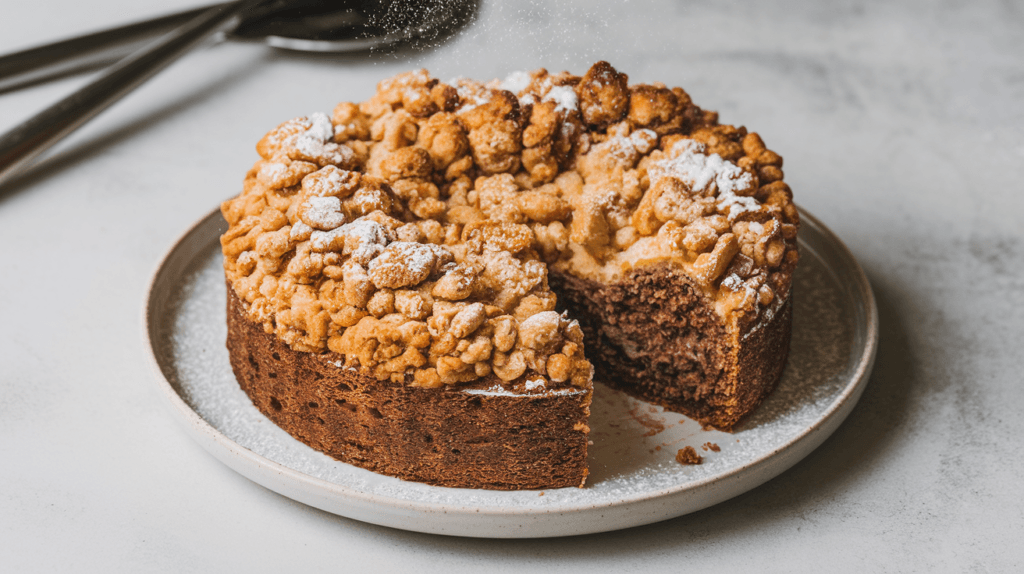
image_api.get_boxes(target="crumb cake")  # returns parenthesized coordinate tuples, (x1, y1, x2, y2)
(220, 62, 799, 489)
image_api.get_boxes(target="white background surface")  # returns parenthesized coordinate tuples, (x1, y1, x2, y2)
(1, 0, 1021, 571)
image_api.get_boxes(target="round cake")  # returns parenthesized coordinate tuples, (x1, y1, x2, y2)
(220, 62, 799, 490)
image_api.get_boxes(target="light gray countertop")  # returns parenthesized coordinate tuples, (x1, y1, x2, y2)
(1, 0, 1021, 571)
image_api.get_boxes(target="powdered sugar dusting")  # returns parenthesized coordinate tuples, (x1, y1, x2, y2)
(368, 241, 437, 280)
(650, 139, 759, 220)
(600, 126, 657, 166)
(542, 85, 578, 113)
(304, 165, 348, 197)
(290, 221, 312, 241)
(499, 70, 532, 94)
(452, 78, 494, 113)
(258, 161, 286, 181)
(717, 188, 760, 219)
(279, 112, 354, 167)
(301, 196, 345, 230)
(309, 217, 390, 254)
(722, 273, 743, 290)
(305, 112, 334, 142)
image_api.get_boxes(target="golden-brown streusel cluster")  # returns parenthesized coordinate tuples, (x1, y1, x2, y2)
(220, 62, 798, 389)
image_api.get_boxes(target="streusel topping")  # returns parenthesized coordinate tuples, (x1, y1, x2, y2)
(220, 62, 798, 389)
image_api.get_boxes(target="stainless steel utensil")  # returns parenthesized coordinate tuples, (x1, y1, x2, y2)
(0, 0, 468, 188)
(0, 3, 228, 94)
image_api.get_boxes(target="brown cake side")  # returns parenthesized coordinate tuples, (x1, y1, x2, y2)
(551, 263, 792, 430)
(227, 286, 591, 490)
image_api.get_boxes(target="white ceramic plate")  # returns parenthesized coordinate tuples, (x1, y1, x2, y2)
(144, 206, 876, 538)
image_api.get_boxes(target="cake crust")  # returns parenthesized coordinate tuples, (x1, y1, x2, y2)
(227, 286, 591, 489)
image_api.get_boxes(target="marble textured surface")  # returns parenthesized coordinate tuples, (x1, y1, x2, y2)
(1, 0, 1021, 571)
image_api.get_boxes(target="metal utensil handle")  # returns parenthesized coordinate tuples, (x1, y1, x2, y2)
(0, 0, 262, 189)
(0, 2, 230, 94)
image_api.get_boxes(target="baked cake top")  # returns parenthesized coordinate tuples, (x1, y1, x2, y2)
(220, 62, 799, 390)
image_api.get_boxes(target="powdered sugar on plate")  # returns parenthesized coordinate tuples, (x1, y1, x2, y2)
(149, 208, 871, 534)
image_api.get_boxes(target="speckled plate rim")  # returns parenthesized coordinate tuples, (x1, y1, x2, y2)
(143, 205, 877, 538)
